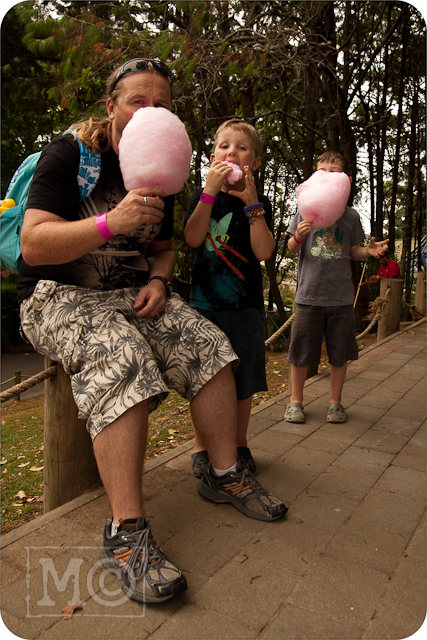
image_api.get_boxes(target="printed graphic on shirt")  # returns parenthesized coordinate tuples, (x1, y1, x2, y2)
(204, 213, 233, 252)
(310, 227, 344, 260)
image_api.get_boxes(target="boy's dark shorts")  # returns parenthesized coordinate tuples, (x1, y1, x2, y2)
(288, 304, 359, 368)
(196, 308, 267, 401)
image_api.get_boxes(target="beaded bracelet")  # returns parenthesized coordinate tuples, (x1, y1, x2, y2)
(293, 234, 303, 245)
(246, 208, 265, 224)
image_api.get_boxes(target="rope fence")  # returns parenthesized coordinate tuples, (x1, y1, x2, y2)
(0, 284, 417, 403)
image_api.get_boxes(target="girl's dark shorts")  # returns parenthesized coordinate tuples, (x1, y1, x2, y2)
(196, 308, 267, 401)
(288, 304, 359, 367)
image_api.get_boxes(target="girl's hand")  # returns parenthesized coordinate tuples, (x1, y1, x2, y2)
(294, 219, 314, 242)
(228, 166, 257, 205)
(204, 160, 233, 195)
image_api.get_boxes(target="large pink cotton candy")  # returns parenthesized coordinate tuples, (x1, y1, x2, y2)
(296, 170, 351, 228)
(119, 107, 192, 196)
(223, 161, 243, 185)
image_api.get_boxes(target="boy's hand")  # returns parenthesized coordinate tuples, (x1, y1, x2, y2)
(204, 160, 233, 195)
(228, 166, 257, 204)
(295, 219, 314, 242)
(367, 237, 389, 258)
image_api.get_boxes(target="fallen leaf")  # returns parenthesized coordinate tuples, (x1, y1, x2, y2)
(168, 429, 177, 435)
(29, 466, 44, 472)
(62, 602, 84, 619)
(18, 462, 30, 468)
(296, 518, 304, 524)
(0, 459, 8, 465)
(15, 491, 27, 500)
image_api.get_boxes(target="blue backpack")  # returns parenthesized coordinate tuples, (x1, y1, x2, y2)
(0, 134, 101, 273)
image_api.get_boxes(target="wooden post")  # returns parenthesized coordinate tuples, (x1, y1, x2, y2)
(43, 358, 100, 513)
(377, 279, 403, 341)
(414, 271, 426, 316)
(14, 371, 21, 401)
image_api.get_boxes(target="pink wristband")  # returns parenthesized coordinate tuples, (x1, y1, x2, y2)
(96, 212, 115, 241)
(200, 192, 216, 206)
(293, 234, 303, 245)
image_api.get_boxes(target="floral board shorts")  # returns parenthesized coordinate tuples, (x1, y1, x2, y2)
(20, 281, 238, 440)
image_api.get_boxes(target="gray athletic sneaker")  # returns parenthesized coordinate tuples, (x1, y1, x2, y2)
(100, 517, 187, 603)
(326, 403, 347, 423)
(284, 402, 305, 423)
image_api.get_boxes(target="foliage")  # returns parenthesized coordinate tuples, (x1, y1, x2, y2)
(1, 0, 425, 296)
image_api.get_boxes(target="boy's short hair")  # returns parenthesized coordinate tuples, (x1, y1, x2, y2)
(315, 151, 350, 176)
(212, 118, 262, 157)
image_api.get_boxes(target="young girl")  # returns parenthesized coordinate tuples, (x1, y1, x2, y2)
(185, 119, 275, 477)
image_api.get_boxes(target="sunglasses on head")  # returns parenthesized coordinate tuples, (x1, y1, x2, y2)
(111, 58, 174, 91)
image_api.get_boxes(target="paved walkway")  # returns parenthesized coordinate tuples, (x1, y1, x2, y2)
(1, 319, 425, 640)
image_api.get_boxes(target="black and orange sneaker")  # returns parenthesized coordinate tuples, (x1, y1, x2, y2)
(197, 463, 288, 522)
(99, 517, 187, 603)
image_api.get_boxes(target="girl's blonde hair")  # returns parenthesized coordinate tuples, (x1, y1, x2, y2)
(212, 119, 262, 157)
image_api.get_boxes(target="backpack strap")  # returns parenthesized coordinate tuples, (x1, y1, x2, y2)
(64, 130, 102, 201)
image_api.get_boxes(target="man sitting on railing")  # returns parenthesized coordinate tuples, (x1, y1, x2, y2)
(17, 58, 287, 607)
(358, 249, 401, 288)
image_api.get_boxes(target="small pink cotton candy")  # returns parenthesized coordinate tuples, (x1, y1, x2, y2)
(119, 107, 192, 196)
(223, 161, 243, 185)
(296, 170, 351, 228)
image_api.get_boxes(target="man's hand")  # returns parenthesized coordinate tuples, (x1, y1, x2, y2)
(107, 187, 166, 237)
(134, 280, 167, 318)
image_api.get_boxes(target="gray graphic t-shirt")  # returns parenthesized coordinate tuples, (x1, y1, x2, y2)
(287, 206, 365, 306)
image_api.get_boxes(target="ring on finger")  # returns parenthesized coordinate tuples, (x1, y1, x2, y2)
(144, 197, 148, 206)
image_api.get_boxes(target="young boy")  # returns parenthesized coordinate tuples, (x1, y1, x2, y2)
(185, 119, 275, 477)
(285, 151, 388, 424)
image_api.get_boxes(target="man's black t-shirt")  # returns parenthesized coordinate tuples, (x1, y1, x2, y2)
(17, 135, 174, 304)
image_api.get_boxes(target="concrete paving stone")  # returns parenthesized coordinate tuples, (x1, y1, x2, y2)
(375, 374, 417, 392)
(255, 404, 292, 422)
(301, 382, 331, 398)
(39, 617, 150, 640)
(350, 487, 425, 536)
(298, 429, 356, 455)
(374, 465, 426, 500)
(355, 369, 390, 381)
(330, 445, 394, 475)
(323, 517, 411, 574)
(363, 601, 425, 640)
(247, 414, 278, 437)
(259, 602, 365, 640)
(370, 416, 422, 438)
(384, 402, 426, 423)
(142, 484, 217, 544)
(391, 441, 426, 472)
(288, 555, 390, 629)
(290, 490, 359, 534)
(279, 445, 338, 475)
(149, 603, 258, 639)
(343, 376, 382, 390)
(408, 424, 426, 449)
(305, 466, 380, 502)
(378, 352, 413, 362)
(2, 609, 58, 640)
(354, 429, 409, 454)
(160, 512, 262, 577)
(163, 449, 192, 473)
(269, 420, 321, 438)
(256, 463, 317, 504)
(322, 417, 377, 438)
(352, 393, 402, 410)
(141, 466, 190, 503)
(240, 519, 332, 577)
(190, 552, 300, 632)
(249, 427, 305, 452)
(379, 514, 426, 619)
(395, 362, 426, 377)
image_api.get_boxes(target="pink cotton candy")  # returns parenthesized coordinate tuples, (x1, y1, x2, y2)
(296, 170, 351, 228)
(119, 107, 192, 196)
(223, 161, 243, 185)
